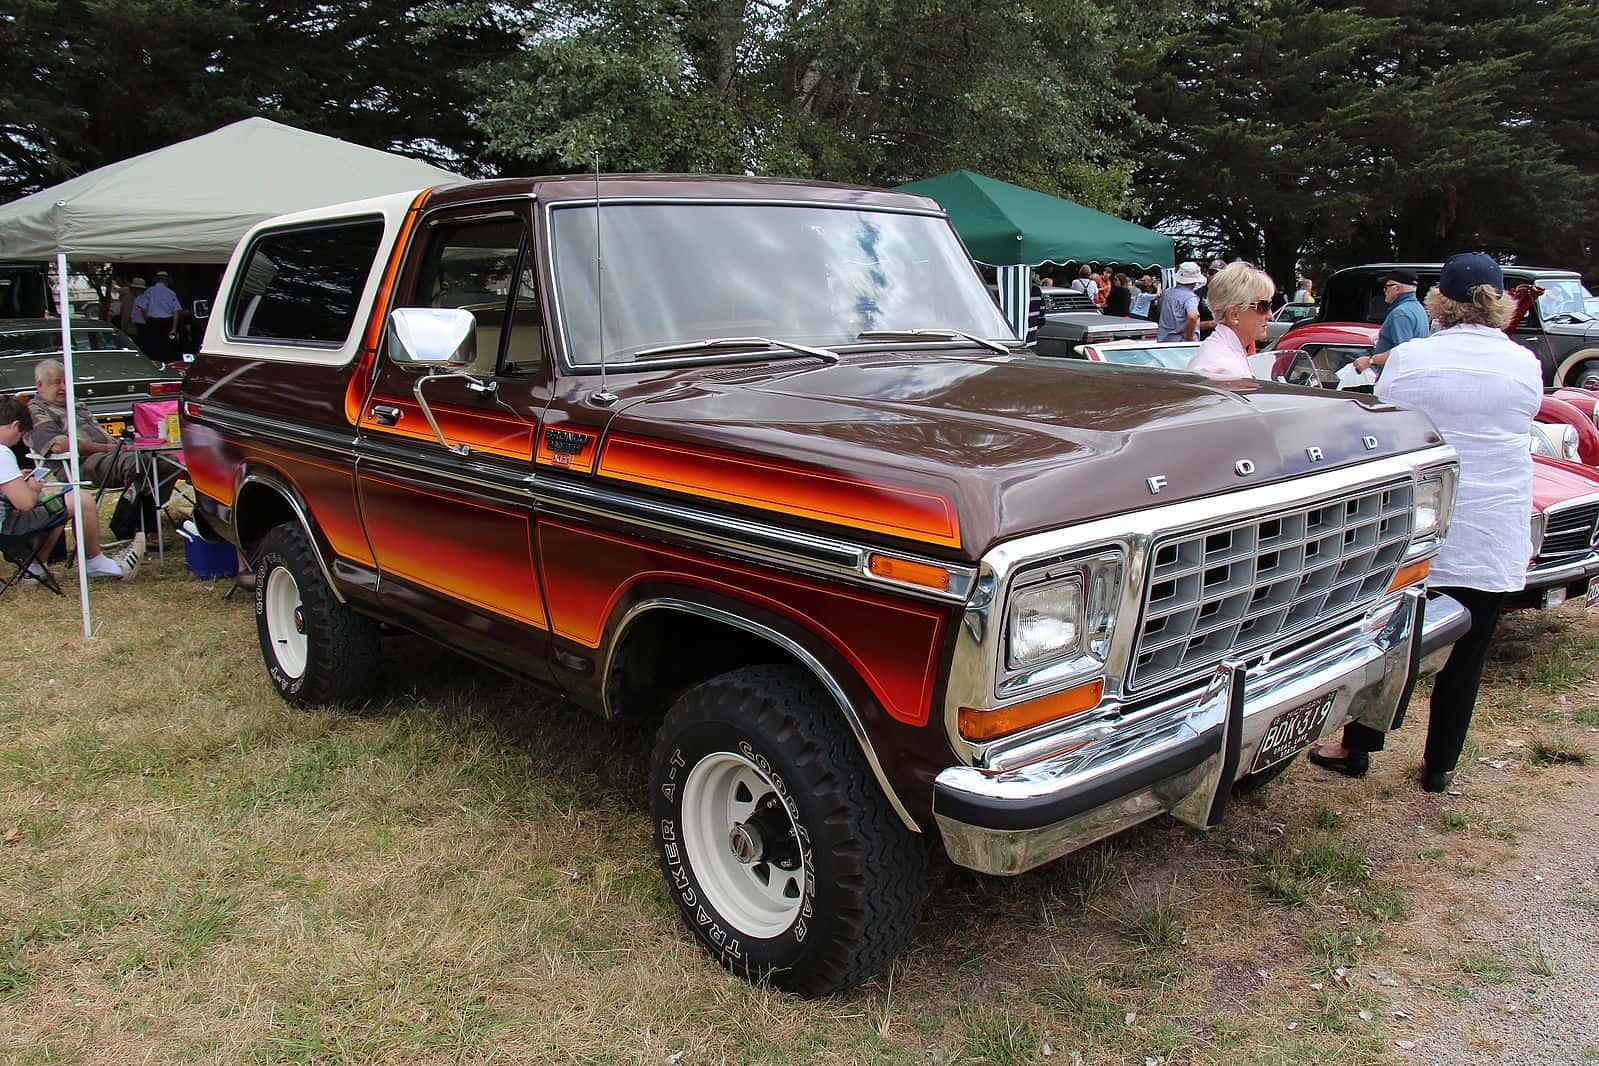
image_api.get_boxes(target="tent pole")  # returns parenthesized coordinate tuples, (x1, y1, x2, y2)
(56, 252, 94, 640)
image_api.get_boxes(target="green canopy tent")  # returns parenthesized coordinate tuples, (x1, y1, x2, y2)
(898, 170, 1174, 337)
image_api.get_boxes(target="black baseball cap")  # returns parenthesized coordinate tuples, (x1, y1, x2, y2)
(1378, 268, 1417, 287)
(1437, 252, 1503, 300)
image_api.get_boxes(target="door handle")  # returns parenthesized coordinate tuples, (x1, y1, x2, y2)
(370, 404, 402, 426)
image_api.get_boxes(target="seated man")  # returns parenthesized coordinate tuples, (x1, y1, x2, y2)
(1, 397, 129, 580)
(25, 359, 180, 506)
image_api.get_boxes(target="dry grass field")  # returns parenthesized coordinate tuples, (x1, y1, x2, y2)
(2, 559, 1596, 1065)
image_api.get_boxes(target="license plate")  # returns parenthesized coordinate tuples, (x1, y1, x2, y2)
(1586, 580, 1599, 612)
(1250, 691, 1338, 774)
(101, 419, 126, 438)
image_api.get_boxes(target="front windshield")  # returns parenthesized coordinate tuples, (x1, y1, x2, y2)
(549, 202, 1016, 365)
(1537, 278, 1594, 318)
(1098, 345, 1198, 370)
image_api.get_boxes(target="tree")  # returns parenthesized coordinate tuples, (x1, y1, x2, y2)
(0, 1, 525, 202)
(1129, 0, 1595, 288)
(448, 0, 1147, 212)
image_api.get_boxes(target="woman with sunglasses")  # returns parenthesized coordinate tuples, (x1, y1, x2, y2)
(1184, 261, 1277, 378)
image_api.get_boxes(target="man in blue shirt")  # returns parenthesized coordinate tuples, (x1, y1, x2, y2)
(1354, 269, 1430, 374)
(132, 270, 184, 364)
(1157, 260, 1205, 341)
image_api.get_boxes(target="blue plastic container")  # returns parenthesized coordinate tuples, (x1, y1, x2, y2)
(183, 535, 239, 580)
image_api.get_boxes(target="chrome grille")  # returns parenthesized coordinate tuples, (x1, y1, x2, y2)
(1129, 481, 1414, 691)
(1538, 500, 1599, 564)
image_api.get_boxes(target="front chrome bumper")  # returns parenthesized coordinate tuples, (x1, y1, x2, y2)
(934, 587, 1469, 876)
(1505, 549, 1599, 610)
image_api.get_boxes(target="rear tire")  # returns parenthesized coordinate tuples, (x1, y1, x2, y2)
(651, 664, 928, 996)
(254, 522, 380, 707)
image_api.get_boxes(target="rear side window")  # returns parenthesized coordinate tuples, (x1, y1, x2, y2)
(227, 218, 384, 346)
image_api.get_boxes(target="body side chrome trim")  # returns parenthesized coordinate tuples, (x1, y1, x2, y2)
(604, 597, 920, 832)
(206, 404, 975, 604)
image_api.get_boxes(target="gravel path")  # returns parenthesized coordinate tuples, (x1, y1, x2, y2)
(1396, 763, 1599, 1064)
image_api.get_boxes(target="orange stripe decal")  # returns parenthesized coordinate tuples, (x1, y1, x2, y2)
(598, 434, 961, 549)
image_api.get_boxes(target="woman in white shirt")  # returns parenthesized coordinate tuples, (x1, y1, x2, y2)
(1309, 253, 1540, 792)
(1184, 262, 1275, 378)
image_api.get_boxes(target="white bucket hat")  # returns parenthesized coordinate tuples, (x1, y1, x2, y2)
(1174, 261, 1205, 285)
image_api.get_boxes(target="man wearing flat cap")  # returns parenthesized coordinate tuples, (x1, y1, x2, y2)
(1354, 268, 1430, 374)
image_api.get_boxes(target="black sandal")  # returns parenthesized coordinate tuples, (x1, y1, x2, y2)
(1306, 743, 1369, 778)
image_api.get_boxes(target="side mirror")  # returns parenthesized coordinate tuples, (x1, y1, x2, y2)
(191, 299, 210, 321)
(388, 306, 477, 370)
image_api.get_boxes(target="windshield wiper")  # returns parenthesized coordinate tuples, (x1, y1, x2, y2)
(857, 328, 1011, 355)
(631, 336, 839, 362)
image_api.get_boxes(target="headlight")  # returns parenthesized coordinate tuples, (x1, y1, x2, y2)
(1005, 551, 1124, 673)
(1530, 511, 1547, 558)
(1528, 423, 1578, 460)
(1558, 424, 1581, 461)
(1412, 470, 1454, 547)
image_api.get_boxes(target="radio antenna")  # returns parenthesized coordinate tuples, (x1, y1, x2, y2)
(591, 150, 616, 406)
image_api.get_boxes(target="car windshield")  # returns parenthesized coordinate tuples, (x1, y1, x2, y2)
(1095, 344, 1198, 370)
(548, 202, 1016, 365)
(0, 328, 138, 357)
(1537, 278, 1594, 318)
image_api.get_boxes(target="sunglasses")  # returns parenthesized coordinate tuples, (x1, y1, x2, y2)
(1244, 300, 1272, 314)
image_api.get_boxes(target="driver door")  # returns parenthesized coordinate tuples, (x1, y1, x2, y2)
(354, 203, 555, 678)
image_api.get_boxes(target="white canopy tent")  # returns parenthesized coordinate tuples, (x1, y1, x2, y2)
(0, 117, 460, 635)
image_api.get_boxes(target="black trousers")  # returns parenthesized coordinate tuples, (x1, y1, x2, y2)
(140, 317, 178, 363)
(1341, 587, 1506, 772)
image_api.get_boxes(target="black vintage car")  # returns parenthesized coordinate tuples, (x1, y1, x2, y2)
(1303, 263, 1599, 387)
(0, 319, 183, 436)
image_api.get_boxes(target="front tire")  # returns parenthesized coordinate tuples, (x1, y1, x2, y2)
(254, 522, 380, 707)
(651, 664, 928, 996)
(1572, 360, 1599, 389)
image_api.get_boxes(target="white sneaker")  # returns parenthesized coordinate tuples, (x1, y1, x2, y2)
(85, 553, 129, 579)
(116, 533, 146, 577)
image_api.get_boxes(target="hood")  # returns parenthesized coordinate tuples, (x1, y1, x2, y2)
(1532, 454, 1599, 511)
(1541, 316, 1599, 340)
(602, 351, 1443, 558)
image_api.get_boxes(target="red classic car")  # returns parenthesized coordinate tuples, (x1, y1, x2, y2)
(1271, 323, 1599, 466)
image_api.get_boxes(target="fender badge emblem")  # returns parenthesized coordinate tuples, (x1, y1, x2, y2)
(1305, 446, 1324, 462)
(1234, 459, 1255, 476)
(1147, 475, 1168, 495)
(1362, 436, 1378, 450)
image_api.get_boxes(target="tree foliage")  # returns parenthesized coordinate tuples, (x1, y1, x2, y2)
(0, 0, 525, 200)
(1129, 0, 1597, 286)
(451, 0, 1146, 211)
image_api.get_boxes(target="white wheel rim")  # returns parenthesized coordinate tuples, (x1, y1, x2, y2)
(264, 567, 308, 679)
(679, 751, 807, 938)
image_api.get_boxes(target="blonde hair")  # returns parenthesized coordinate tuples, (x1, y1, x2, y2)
(1206, 262, 1275, 317)
(1424, 285, 1513, 330)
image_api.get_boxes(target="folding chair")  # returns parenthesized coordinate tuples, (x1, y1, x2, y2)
(0, 513, 67, 600)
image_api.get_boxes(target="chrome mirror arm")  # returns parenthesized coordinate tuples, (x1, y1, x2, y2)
(412, 369, 497, 456)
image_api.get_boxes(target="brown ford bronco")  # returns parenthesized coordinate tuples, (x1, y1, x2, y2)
(181, 176, 1470, 995)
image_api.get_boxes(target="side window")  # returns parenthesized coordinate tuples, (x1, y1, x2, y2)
(502, 259, 543, 375)
(227, 218, 384, 345)
(407, 216, 538, 376)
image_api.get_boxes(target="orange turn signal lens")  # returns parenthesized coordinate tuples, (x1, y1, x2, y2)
(868, 553, 952, 591)
(1386, 557, 1431, 593)
(958, 679, 1105, 742)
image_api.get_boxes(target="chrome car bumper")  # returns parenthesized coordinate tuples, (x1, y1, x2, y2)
(934, 587, 1467, 876)
(1505, 550, 1599, 610)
